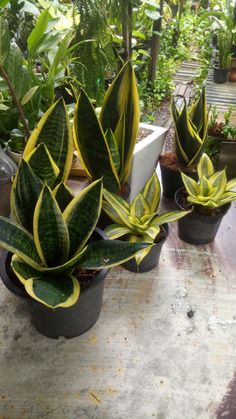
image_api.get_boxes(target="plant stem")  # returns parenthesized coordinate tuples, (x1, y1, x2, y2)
(0, 64, 31, 141)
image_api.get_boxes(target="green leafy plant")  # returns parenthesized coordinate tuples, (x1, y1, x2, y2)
(0, 179, 147, 308)
(181, 153, 236, 208)
(103, 172, 190, 266)
(217, 27, 232, 69)
(74, 61, 140, 193)
(171, 87, 208, 167)
(0, 98, 147, 309)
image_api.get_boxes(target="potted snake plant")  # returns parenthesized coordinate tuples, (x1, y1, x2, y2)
(159, 88, 208, 198)
(175, 153, 236, 244)
(0, 99, 147, 339)
(102, 172, 190, 273)
(74, 60, 140, 196)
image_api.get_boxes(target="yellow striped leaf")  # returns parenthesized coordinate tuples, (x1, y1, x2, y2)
(197, 153, 214, 179)
(141, 172, 161, 212)
(24, 274, 80, 308)
(25, 143, 60, 188)
(63, 179, 102, 257)
(23, 98, 73, 182)
(33, 185, 69, 267)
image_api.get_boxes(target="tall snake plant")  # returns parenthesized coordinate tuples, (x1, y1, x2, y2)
(73, 61, 140, 193)
(171, 87, 208, 167)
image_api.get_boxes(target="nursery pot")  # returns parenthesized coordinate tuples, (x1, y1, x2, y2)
(159, 160, 198, 199)
(218, 141, 236, 179)
(175, 188, 230, 245)
(213, 66, 228, 84)
(122, 224, 169, 273)
(0, 229, 110, 339)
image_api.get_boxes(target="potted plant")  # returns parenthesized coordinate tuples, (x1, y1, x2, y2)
(74, 61, 167, 198)
(0, 97, 147, 339)
(159, 88, 208, 198)
(175, 153, 236, 244)
(206, 105, 236, 177)
(0, 178, 146, 338)
(213, 28, 231, 83)
(102, 172, 190, 273)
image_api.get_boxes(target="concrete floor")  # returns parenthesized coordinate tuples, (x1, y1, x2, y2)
(1, 196, 236, 419)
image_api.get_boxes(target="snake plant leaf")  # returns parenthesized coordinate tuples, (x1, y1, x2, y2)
(12, 159, 43, 232)
(197, 153, 214, 179)
(0, 217, 41, 268)
(181, 173, 200, 196)
(11, 254, 41, 284)
(53, 182, 74, 212)
(23, 98, 73, 182)
(24, 274, 80, 308)
(130, 193, 150, 218)
(104, 224, 134, 239)
(105, 129, 121, 175)
(25, 143, 60, 188)
(226, 179, 236, 191)
(100, 61, 140, 184)
(199, 175, 213, 196)
(74, 89, 120, 192)
(103, 189, 132, 227)
(216, 191, 236, 206)
(189, 87, 206, 136)
(144, 225, 161, 240)
(63, 179, 102, 257)
(151, 210, 192, 227)
(33, 185, 69, 267)
(173, 99, 202, 165)
(74, 239, 149, 269)
(113, 111, 125, 175)
(128, 234, 153, 267)
(0, 17, 10, 64)
(209, 170, 227, 201)
(142, 172, 161, 212)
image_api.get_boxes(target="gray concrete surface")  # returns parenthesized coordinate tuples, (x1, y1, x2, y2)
(1, 198, 236, 419)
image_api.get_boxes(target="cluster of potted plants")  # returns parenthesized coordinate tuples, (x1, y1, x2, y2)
(1, 57, 236, 340)
(0, 61, 187, 339)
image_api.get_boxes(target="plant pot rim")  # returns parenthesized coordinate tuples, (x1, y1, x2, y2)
(0, 227, 109, 310)
(175, 187, 231, 216)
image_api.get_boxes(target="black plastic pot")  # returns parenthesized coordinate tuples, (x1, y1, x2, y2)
(213, 66, 228, 83)
(218, 141, 236, 179)
(122, 224, 169, 273)
(0, 229, 109, 339)
(175, 188, 230, 245)
(160, 163, 198, 199)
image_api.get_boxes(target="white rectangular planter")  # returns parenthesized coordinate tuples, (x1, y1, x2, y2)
(127, 123, 167, 202)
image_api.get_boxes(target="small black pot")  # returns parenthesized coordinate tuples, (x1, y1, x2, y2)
(213, 67, 228, 83)
(122, 224, 169, 273)
(0, 229, 109, 339)
(175, 188, 230, 245)
(218, 141, 236, 179)
(160, 163, 197, 199)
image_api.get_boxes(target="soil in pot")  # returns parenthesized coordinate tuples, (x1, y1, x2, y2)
(0, 229, 110, 339)
(122, 224, 169, 273)
(175, 188, 230, 245)
(159, 152, 198, 199)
